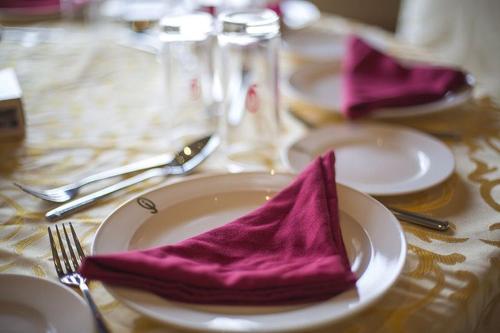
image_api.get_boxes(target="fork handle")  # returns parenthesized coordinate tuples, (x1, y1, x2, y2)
(80, 283, 111, 333)
(45, 168, 166, 221)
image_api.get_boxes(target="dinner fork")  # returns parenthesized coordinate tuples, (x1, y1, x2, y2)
(15, 153, 173, 203)
(48, 223, 110, 333)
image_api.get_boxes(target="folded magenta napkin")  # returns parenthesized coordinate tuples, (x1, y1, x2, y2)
(0, 0, 59, 15)
(0, 0, 87, 15)
(79, 151, 356, 305)
(341, 36, 467, 118)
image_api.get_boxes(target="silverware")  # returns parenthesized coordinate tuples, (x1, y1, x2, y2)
(15, 153, 173, 203)
(46, 134, 220, 221)
(48, 223, 110, 333)
(389, 206, 449, 231)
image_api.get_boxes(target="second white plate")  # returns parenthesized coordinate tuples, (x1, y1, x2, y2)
(93, 172, 406, 332)
(286, 123, 455, 196)
(0, 274, 93, 333)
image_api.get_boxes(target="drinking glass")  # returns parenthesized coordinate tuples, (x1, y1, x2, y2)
(158, 11, 216, 136)
(217, 9, 280, 171)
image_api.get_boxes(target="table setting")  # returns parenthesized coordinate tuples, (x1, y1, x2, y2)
(0, 1, 499, 333)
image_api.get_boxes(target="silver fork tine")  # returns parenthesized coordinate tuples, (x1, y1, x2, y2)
(49, 224, 111, 333)
(69, 222, 86, 261)
(62, 223, 79, 271)
(47, 227, 64, 277)
(55, 225, 73, 273)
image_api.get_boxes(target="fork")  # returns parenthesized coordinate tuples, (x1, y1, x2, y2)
(15, 153, 172, 203)
(48, 223, 111, 333)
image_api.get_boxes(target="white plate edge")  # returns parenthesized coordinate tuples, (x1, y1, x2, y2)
(283, 122, 456, 196)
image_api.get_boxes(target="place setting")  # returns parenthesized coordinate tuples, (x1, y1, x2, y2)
(3, 1, 495, 333)
(283, 36, 475, 119)
(84, 151, 406, 332)
(13, 146, 407, 333)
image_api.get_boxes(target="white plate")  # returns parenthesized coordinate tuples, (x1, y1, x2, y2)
(92, 172, 406, 332)
(0, 274, 94, 333)
(286, 123, 455, 196)
(282, 29, 345, 63)
(284, 63, 474, 118)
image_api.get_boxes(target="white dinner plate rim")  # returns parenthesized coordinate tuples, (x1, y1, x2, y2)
(284, 63, 474, 118)
(0, 273, 93, 333)
(284, 123, 455, 196)
(92, 172, 406, 333)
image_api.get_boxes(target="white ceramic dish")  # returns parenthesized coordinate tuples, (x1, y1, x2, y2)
(0, 274, 93, 333)
(92, 172, 406, 332)
(284, 63, 474, 118)
(286, 123, 455, 196)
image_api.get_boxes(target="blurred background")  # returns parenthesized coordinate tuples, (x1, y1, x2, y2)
(312, 0, 400, 32)
(316, 0, 500, 102)
(1, 0, 499, 101)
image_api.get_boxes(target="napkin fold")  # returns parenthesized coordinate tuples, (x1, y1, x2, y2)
(341, 36, 467, 118)
(79, 151, 357, 305)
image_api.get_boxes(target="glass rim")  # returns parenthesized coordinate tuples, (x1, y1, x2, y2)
(218, 9, 279, 36)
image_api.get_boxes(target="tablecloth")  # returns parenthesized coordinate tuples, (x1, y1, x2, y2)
(0, 14, 499, 333)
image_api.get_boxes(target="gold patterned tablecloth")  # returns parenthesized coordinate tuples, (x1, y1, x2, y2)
(0, 15, 499, 333)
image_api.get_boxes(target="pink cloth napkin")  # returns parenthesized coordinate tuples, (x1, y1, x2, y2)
(0, 0, 60, 15)
(0, 0, 87, 15)
(266, 1, 283, 17)
(341, 36, 467, 118)
(0, 0, 59, 8)
(79, 151, 356, 305)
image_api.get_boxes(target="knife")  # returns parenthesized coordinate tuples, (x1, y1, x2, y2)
(46, 134, 220, 221)
(389, 206, 449, 231)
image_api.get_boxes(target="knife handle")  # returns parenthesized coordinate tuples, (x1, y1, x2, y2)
(45, 168, 165, 221)
(389, 207, 449, 231)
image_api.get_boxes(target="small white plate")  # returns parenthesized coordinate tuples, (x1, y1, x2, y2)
(93, 172, 406, 333)
(282, 29, 345, 63)
(284, 63, 474, 118)
(286, 123, 455, 196)
(0, 274, 94, 333)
